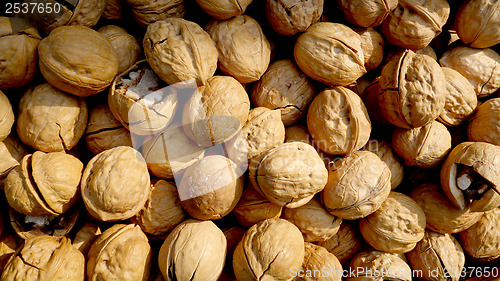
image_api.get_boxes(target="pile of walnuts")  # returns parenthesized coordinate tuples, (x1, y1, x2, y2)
(1, 0, 500, 280)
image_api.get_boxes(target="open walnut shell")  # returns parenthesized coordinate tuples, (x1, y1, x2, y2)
(468, 98, 500, 146)
(440, 142, 500, 212)
(159, 219, 226, 281)
(0, 136, 28, 189)
(109, 61, 179, 136)
(266, 0, 323, 35)
(10, 207, 79, 240)
(87, 224, 152, 281)
(379, 50, 446, 129)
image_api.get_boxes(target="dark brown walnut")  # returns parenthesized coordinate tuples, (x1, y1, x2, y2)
(9, 207, 79, 240)
(206, 15, 271, 84)
(458, 208, 500, 263)
(251, 59, 316, 126)
(409, 183, 483, 234)
(249, 142, 328, 208)
(0, 234, 21, 271)
(440, 142, 500, 212)
(354, 27, 385, 72)
(0, 136, 28, 189)
(283, 197, 342, 242)
(182, 76, 250, 147)
(159, 219, 226, 281)
(109, 61, 179, 136)
(294, 22, 366, 86)
(455, 0, 500, 48)
(4, 152, 83, 217)
(144, 18, 217, 86)
(0, 91, 14, 142)
(293, 243, 342, 281)
(131, 180, 186, 236)
(38, 25, 119, 97)
(438, 67, 477, 127)
(392, 121, 452, 168)
(361, 77, 392, 127)
(98, 25, 141, 74)
(379, 50, 446, 129)
(322, 151, 391, 220)
(194, 0, 252, 19)
(233, 218, 304, 281)
(439, 46, 500, 98)
(307, 86, 371, 155)
(141, 123, 205, 180)
(16, 83, 88, 152)
(0, 235, 84, 281)
(347, 250, 412, 281)
(407, 230, 465, 281)
(468, 98, 500, 146)
(381, 0, 450, 50)
(0, 18, 41, 90)
(85, 104, 132, 155)
(362, 139, 404, 189)
(81, 146, 151, 221)
(87, 224, 152, 281)
(266, 0, 323, 35)
(359, 192, 426, 254)
(72, 222, 102, 255)
(102, 0, 123, 19)
(233, 183, 282, 228)
(317, 222, 364, 266)
(179, 155, 243, 220)
(339, 0, 397, 27)
(126, 0, 185, 27)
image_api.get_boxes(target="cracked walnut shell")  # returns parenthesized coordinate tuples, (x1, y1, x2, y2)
(266, 0, 323, 35)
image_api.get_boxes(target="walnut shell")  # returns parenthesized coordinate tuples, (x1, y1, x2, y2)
(379, 50, 446, 129)
(458, 208, 500, 263)
(67, 0, 106, 28)
(468, 98, 500, 146)
(407, 230, 465, 281)
(266, 0, 323, 35)
(249, 142, 328, 208)
(233, 182, 283, 228)
(126, 0, 185, 27)
(81, 146, 151, 221)
(251, 59, 316, 126)
(206, 15, 270, 83)
(409, 183, 483, 234)
(109, 62, 179, 136)
(17, 83, 88, 152)
(159, 219, 226, 281)
(362, 139, 404, 189)
(307, 86, 371, 155)
(440, 142, 500, 212)
(5, 151, 83, 216)
(87, 224, 152, 281)
(381, 0, 450, 50)
(438, 67, 477, 127)
(0, 135, 28, 189)
(361, 77, 392, 127)
(293, 243, 342, 281)
(194, 0, 252, 19)
(144, 18, 217, 86)
(347, 250, 412, 281)
(0, 234, 21, 271)
(392, 121, 451, 168)
(339, 0, 397, 27)
(141, 123, 205, 179)
(182, 76, 250, 146)
(317, 222, 364, 266)
(359, 192, 426, 254)
(284, 125, 335, 169)
(0, 236, 84, 281)
(283, 197, 342, 242)
(233, 218, 304, 281)
(294, 22, 366, 86)
(455, 0, 500, 48)
(322, 151, 391, 220)
(102, 0, 123, 20)
(85, 104, 132, 155)
(179, 155, 243, 220)
(355, 27, 385, 71)
(72, 222, 101, 255)
(98, 25, 141, 74)
(0, 90, 14, 141)
(439, 46, 500, 98)
(0, 18, 41, 89)
(38, 25, 119, 97)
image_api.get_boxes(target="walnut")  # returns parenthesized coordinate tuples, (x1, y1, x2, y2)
(0, 136, 28, 189)
(126, 0, 185, 27)
(317, 222, 364, 266)
(354, 27, 385, 71)
(362, 139, 404, 189)
(347, 250, 412, 281)
(339, 0, 397, 27)
(233, 183, 283, 228)
(0, 91, 14, 142)
(98, 25, 141, 74)
(194, 0, 252, 19)
(454, 0, 500, 48)
(468, 98, 500, 146)
(266, 0, 323, 35)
